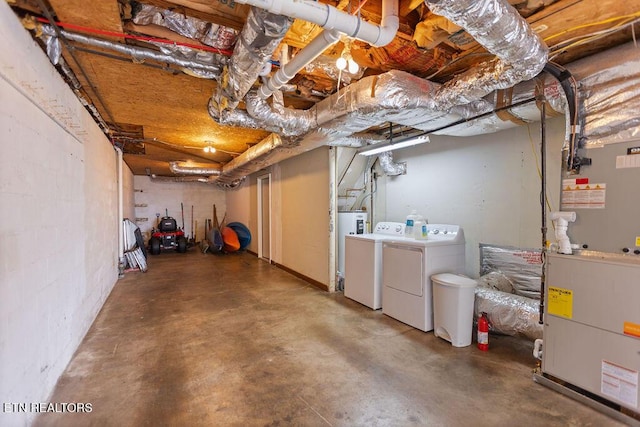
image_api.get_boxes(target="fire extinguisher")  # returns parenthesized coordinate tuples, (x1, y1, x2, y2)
(477, 312, 489, 351)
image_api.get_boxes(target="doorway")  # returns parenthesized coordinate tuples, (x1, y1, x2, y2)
(257, 174, 271, 262)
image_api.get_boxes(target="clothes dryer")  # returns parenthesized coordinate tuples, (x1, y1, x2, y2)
(382, 224, 466, 331)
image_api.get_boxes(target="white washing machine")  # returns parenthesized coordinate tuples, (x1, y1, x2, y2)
(382, 224, 465, 331)
(344, 222, 408, 309)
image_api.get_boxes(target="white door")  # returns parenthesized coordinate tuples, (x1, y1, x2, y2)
(257, 174, 271, 262)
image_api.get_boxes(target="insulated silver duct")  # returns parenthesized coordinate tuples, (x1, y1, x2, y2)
(218, 0, 548, 140)
(150, 174, 217, 184)
(425, 0, 548, 110)
(378, 152, 406, 176)
(215, 0, 549, 184)
(131, 4, 237, 70)
(210, 8, 293, 112)
(132, 4, 237, 51)
(218, 133, 283, 185)
(169, 162, 222, 176)
(568, 41, 640, 146)
(40, 25, 223, 76)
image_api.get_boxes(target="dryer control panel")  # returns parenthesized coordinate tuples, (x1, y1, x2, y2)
(425, 224, 465, 243)
(373, 222, 406, 236)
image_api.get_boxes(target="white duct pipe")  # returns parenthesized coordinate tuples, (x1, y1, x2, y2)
(233, 0, 399, 47)
(258, 29, 341, 99)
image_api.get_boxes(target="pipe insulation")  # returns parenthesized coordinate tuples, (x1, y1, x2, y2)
(233, 0, 399, 47)
(210, 8, 293, 112)
(40, 25, 224, 75)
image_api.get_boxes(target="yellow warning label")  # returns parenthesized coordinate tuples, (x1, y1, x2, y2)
(636, 236, 640, 247)
(548, 287, 573, 319)
(624, 322, 640, 338)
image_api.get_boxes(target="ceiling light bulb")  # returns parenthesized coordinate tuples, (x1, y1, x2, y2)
(203, 146, 210, 153)
(336, 56, 347, 71)
(209, 147, 216, 153)
(348, 58, 359, 74)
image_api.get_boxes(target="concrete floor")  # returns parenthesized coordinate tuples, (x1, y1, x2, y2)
(36, 250, 623, 426)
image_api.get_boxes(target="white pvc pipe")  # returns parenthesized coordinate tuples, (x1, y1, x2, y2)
(259, 29, 341, 99)
(234, 0, 398, 47)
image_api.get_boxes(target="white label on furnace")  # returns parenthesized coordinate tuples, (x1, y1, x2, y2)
(561, 183, 606, 209)
(601, 360, 638, 408)
(616, 155, 640, 169)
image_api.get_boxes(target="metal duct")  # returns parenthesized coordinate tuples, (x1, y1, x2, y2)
(378, 152, 406, 176)
(131, 4, 237, 69)
(567, 41, 640, 146)
(150, 174, 217, 184)
(40, 25, 223, 76)
(169, 162, 222, 176)
(425, 0, 548, 110)
(245, 90, 316, 137)
(132, 4, 237, 51)
(215, 0, 549, 184)
(218, 133, 284, 184)
(210, 8, 293, 112)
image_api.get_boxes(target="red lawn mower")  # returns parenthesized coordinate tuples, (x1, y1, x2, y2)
(148, 215, 187, 255)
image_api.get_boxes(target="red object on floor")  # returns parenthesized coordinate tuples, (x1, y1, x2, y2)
(477, 312, 489, 351)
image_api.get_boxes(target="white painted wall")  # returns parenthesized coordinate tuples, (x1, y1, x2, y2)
(380, 118, 565, 276)
(279, 148, 331, 285)
(0, 3, 128, 425)
(225, 148, 331, 286)
(133, 176, 226, 242)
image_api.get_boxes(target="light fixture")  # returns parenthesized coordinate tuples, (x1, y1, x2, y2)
(336, 38, 359, 74)
(357, 135, 430, 156)
(203, 145, 216, 154)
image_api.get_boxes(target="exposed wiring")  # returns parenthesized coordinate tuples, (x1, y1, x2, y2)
(548, 17, 640, 61)
(543, 12, 640, 43)
(526, 122, 555, 216)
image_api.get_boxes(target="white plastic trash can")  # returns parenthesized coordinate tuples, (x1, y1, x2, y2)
(431, 273, 477, 347)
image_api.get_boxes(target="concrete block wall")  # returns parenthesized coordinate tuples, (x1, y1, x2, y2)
(0, 3, 131, 425)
